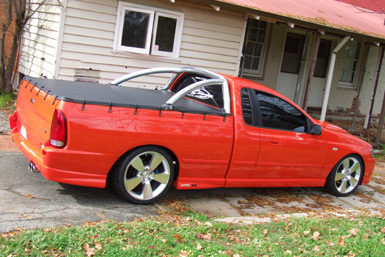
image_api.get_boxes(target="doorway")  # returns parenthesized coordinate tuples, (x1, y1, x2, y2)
(276, 33, 305, 102)
(308, 39, 332, 107)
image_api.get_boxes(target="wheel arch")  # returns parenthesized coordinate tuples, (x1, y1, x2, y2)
(107, 144, 180, 182)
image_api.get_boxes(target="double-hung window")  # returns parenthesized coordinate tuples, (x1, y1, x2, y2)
(338, 40, 362, 88)
(114, 2, 184, 58)
(240, 18, 269, 77)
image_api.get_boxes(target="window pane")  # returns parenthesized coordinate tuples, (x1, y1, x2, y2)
(241, 89, 253, 125)
(154, 16, 177, 52)
(121, 10, 150, 49)
(256, 91, 307, 132)
(338, 41, 361, 85)
(280, 33, 305, 74)
(171, 75, 223, 109)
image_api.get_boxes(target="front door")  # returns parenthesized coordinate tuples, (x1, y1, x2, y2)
(276, 33, 305, 102)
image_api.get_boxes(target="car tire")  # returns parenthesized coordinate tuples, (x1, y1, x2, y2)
(325, 154, 363, 197)
(113, 146, 174, 204)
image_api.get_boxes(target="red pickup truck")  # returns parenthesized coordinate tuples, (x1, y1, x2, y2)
(10, 67, 375, 204)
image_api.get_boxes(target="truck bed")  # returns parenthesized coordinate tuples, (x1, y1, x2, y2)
(24, 76, 225, 115)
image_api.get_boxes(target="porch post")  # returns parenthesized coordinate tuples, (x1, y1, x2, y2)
(302, 31, 321, 112)
(320, 36, 351, 121)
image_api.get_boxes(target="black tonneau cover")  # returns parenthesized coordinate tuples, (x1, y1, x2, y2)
(24, 76, 226, 116)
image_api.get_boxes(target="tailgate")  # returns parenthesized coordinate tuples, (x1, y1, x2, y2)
(12, 79, 59, 150)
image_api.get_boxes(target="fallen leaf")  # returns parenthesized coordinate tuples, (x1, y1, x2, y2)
(160, 238, 167, 243)
(348, 228, 359, 237)
(94, 242, 102, 251)
(83, 243, 96, 256)
(25, 194, 35, 199)
(174, 234, 182, 240)
(204, 221, 213, 227)
(179, 250, 189, 256)
(233, 254, 241, 257)
(303, 230, 310, 236)
(381, 227, 385, 233)
(337, 236, 345, 246)
(284, 250, 293, 255)
(312, 245, 320, 252)
(311, 231, 321, 240)
(262, 229, 268, 235)
(202, 233, 212, 240)
(197, 243, 203, 250)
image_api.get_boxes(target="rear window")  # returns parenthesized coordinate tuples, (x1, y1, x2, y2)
(171, 74, 223, 109)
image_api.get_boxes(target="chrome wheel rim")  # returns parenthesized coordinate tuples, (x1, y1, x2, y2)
(124, 151, 171, 201)
(334, 157, 361, 194)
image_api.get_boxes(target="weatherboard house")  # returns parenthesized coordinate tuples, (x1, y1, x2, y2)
(19, 0, 385, 131)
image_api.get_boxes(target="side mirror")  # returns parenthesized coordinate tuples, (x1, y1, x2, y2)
(310, 124, 322, 135)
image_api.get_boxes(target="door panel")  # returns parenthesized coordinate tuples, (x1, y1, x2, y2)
(253, 128, 328, 179)
(225, 87, 261, 180)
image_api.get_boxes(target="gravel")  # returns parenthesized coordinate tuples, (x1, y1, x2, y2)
(0, 110, 11, 134)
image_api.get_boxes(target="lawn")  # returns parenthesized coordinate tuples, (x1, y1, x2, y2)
(1, 209, 384, 256)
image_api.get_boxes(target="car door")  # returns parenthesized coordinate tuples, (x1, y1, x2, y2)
(249, 89, 328, 180)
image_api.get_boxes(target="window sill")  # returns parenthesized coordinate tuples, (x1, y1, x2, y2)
(111, 49, 182, 63)
(337, 83, 356, 90)
(241, 73, 264, 80)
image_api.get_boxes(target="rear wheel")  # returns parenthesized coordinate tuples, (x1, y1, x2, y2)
(325, 154, 363, 197)
(114, 146, 174, 204)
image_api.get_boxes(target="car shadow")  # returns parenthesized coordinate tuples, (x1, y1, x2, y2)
(57, 182, 130, 206)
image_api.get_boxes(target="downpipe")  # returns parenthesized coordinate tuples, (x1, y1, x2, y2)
(28, 162, 40, 173)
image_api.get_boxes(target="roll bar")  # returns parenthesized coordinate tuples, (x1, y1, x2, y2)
(109, 67, 231, 114)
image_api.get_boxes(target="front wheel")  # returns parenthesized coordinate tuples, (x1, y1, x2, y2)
(325, 154, 363, 197)
(113, 146, 174, 204)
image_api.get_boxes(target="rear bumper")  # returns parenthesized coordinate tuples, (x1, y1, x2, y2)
(10, 113, 107, 188)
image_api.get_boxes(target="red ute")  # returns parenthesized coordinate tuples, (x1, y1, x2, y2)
(9, 67, 376, 204)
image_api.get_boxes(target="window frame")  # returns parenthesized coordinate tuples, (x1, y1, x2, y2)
(113, 2, 184, 58)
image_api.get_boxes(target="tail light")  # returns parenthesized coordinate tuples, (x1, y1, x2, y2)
(50, 109, 67, 148)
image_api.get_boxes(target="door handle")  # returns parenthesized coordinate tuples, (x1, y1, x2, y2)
(268, 141, 282, 145)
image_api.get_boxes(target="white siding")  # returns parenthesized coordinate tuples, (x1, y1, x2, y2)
(56, 0, 244, 88)
(19, 0, 62, 78)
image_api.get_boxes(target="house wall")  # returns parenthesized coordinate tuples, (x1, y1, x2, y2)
(18, 0, 62, 78)
(56, 0, 244, 88)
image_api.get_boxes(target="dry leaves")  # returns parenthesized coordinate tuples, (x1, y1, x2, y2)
(337, 236, 345, 246)
(311, 231, 321, 240)
(83, 243, 96, 257)
(179, 250, 189, 256)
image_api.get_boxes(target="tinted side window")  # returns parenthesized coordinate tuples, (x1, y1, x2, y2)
(241, 88, 253, 125)
(256, 91, 307, 132)
(171, 74, 223, 109)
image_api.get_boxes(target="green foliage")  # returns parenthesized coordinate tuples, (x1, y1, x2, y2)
(1, 214, 384, 256)
(0, 92, 15, 111)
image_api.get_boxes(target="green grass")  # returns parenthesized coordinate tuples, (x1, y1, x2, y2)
(0, 92, 15, 111)
(1, 212, 384, 256)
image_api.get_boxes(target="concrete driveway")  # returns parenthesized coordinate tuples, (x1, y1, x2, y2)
(1, 135, 385, 232)
(0, 148, 157, 233)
